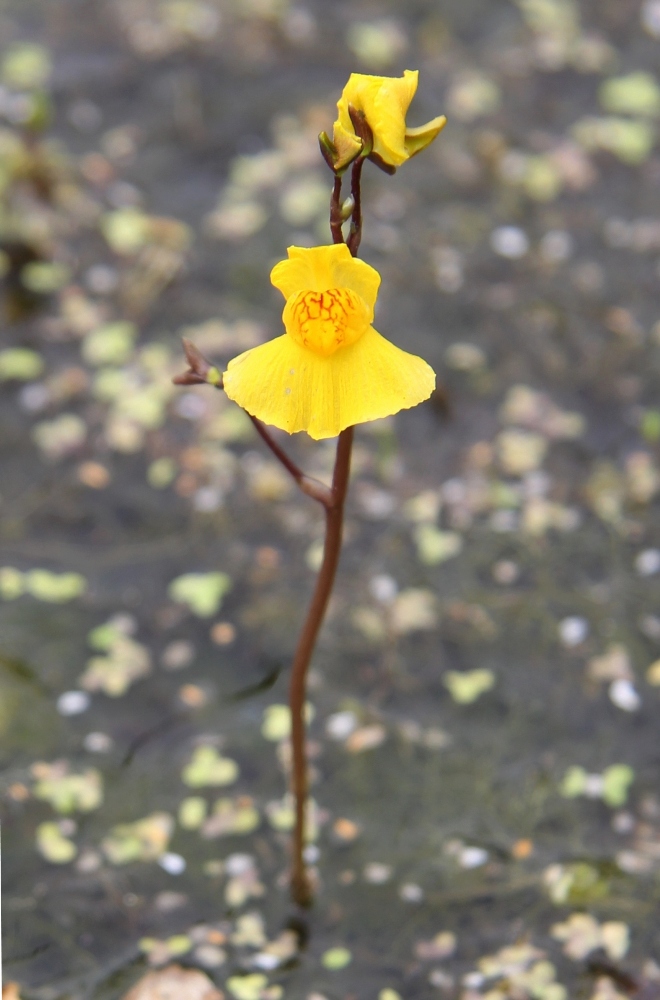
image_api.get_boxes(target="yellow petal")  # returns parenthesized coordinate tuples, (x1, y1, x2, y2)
(335, 70, 420, 167)
(270, 244, 380, 317)
(223, 326, 435, 440)
(405, 115, 448, 158)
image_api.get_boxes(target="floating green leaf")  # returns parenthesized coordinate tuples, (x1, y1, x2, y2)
(572, 116, 656, 165)
(231, 913, 267, 948)
(414, 526, 463, 565)
(602, 764, 634, 807)
(101, 812, 174, 864)
(447, 72, 501, 122)
(88, 619, 126, 651)
(148, 457, 177, 488)
(82, 322, 137, 367)
(201, 797, 260, 838)
(560, 765, 588, 798)
(32, 414, 87, 460)
(390, 588, 438, 634)
(80, 635, 151, 697)
(36, 821, 77, 864)
(260, 702, 314, 741)
(168, 572, 232, 617)
(139, 934, 192, 960)
(178, 796, 207, 830)
(261, 704, 291, 741)
(0, 567, 25, 600)
(496, 430, 548, 476)
(226, 974, 268, 1000)
(182, 746, 239, 788)
(346, 20, 406, 69)
(600, 72, 660, 118)
(24, 570, 87, 603)
(0, 348, 44, 381)
(545, 861, 609, 904)
(21, 262, 71, 294)
(33, 762, 102, 813)
(279, 177, 328, 226)
(322, 946, 353, 970)
(444, 669, 495, 704)
(2, 43, 51, 89)
(101, 208, 150, 254)
(641, 409, 660, 443)
(560, 764, 633, 806)
(265, 794, 318, 840)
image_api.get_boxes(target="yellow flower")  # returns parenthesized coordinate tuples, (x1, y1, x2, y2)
(332, 70, 446, 170)
(223, 244, 435, 440)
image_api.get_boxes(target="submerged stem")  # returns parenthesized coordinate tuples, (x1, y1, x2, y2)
(289, 425, 353, 905)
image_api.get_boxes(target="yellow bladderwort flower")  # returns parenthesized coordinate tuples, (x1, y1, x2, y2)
(223, 244, 435, 440)
(332, 69, 447, 171)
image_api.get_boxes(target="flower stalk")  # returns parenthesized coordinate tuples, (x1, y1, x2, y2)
(173, 68, 444, 907)
(288, 424, 353, 905)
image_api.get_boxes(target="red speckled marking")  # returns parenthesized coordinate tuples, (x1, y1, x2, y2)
(286, 287, 368, 356)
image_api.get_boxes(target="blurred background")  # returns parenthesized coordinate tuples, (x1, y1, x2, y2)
(2, 0, 660, 997)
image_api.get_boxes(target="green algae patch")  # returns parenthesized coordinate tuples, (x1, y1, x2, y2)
(168, 571, 232, 617)
(101, 812, 174, 864)
(182, 746, 239, 787)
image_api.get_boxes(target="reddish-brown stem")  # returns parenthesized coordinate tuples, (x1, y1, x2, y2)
(346, 156, 365, 257)
(289, 425, 353, 905)
(179, 145, 362, 906)
(287, 136, 362, 906)
(329, 173, 345, 245)
(249, 415, 331, 506)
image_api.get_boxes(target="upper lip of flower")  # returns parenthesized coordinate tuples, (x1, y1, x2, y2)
(330, 69, 447, 171)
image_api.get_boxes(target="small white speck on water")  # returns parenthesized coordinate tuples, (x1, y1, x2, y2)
(609, 679, 641, 712)
(642, 0, 660, 36)
(175, 393, 207, 420)
(558, 616, 589, 647)
(303, 844, 320, 863)
(490, 225, 529, 259)
(83, 732, 113, 753)
(635, 548, 660, 576)
(459, 846, 489, 869)
(158, 852, 187, 875)
(369, 573, 398, 603)
(57, 691, 91, 716)
(540, 229, 573, 262)
(399, 883, 424, 902)
(326, 711, 358, 740)
(363, 862, 393, 884)
(225, 853, 254, 876)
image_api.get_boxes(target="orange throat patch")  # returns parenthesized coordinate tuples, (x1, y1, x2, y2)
(284, 287, 370, 357)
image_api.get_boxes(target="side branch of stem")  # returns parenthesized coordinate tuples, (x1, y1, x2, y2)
(249, 416, 332, 507)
